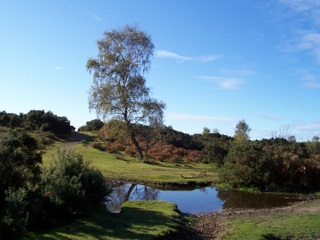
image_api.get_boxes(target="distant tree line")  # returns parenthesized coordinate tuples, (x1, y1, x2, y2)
(78, 119, 104, 132)
(84, 118, 320, 192)
(0, 110, 74, 135)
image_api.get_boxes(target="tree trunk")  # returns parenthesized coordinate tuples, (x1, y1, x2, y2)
(130, 131, 144, 160)
(124, 184, 137, 202)
(124, 113, 144, 160)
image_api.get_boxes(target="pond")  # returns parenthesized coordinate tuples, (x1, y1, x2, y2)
(106, 182, 303, 213)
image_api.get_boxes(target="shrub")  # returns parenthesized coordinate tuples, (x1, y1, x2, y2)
(41, 149, 112, 220)
(203, 143, 228, 166)
(91, 141, 105, 151)
(187, 150, 203, 162)
(0, 130, 41, 205)
(1, 188, 29, 236)
(219, 141, 271, 190)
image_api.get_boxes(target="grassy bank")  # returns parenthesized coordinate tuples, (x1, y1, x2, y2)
(222, 199, 320, 240)
(23, 200, 188, 240)
(42, 132, 219, 187)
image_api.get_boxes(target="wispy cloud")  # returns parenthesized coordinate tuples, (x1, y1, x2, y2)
(92, 14, 102, 22)
(166, 113, 235, 122)
(296, 31, 320, 61)
(84, 11, 102, 22)
(195, 55, 220, 62)
(279, 0, 320, 12)
(294, 123, 320, 130)
(155, 50, 192, 61)
(300, 70, 320, 88)
(278, 1, 320, 62)
(220, 68, 256, 76)
(198, 76, 245, 90)
(155, 50, 219, 63)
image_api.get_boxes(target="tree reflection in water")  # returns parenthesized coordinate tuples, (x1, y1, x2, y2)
(106, 181, 160, 213)
(105, 181, 303, 213)
(217, 189, 302, 209)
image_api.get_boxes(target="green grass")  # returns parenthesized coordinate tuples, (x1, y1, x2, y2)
(223, 199, 320, 240)
(41, 132, 219, 186)
(23, 201, 186, 240)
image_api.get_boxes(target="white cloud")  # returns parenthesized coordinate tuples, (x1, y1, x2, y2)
(198, 76, 245, 90)
(155, 50, 219, 63)
(166, 113, 235, 122)
(195, 55, 220, 62)
(278, 0, 320, 63)
(155, 50, 192, 61)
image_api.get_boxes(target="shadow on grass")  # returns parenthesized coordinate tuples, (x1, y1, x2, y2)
(263, 234, 282, 240)
(65, 132, 95, 143)
(28, 204, 200, 240)
(262, 234, 296, 240)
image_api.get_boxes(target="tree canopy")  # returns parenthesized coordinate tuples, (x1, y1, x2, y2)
(86, 25, 165, 160)
(234, 120, 251, 142)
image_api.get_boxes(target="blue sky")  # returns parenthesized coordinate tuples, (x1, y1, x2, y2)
(1, 0, 319, 141)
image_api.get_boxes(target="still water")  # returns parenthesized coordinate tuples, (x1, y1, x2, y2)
(106, 182, 302, 213)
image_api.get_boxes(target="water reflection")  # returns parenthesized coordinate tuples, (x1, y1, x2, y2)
(106, 182, 160, 213)
(106, 181, 302, 213)
(217, 189, 302, 209)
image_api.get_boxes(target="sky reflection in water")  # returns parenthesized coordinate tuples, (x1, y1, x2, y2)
(106, 183, 302, 214)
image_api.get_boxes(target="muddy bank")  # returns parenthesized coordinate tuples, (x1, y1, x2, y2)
(186, 198, 320, 240)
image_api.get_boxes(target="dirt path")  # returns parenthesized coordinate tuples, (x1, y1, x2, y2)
(63, 131, 95, 150)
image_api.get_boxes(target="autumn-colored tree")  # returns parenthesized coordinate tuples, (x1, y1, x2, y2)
(87, 25, 165, 160)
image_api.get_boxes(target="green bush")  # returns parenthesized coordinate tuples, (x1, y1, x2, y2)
(41, 149, 111, 219)
(0, 130, 41, 206)
(219, 141, 272, 190)
(1, 188, 29, 236)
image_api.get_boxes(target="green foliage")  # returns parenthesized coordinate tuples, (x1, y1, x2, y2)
(78, 119, 104, 132)
(220, 141, 271, 190)
(0, 110, 73, 135)
(0, 130, 42, 204)
(193, 131, 232, 165)
(203, 142, 228, 166)
(160, 126, 203, 150)
(41, 149, 111, 218)
(1, 188, 29, 235)
(24, 110, 72, 134)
